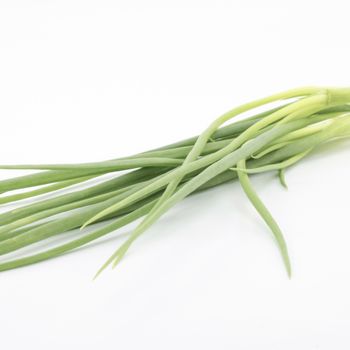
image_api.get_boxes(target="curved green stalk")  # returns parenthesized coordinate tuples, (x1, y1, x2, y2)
(230, 150, 311, 174)
(252, 141, 292, 159)
(236, 159, 291, 277)
(278, 169, 288, 189)
(275, 118, 334, 144)
(252, 116, 336, 159)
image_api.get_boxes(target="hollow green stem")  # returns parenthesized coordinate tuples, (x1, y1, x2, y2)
(236, 159, 291, 277)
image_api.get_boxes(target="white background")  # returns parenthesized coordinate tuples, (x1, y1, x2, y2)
(0, 0, 350, 349)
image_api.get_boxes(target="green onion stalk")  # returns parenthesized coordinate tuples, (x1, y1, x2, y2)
(0, 86, 350, 277)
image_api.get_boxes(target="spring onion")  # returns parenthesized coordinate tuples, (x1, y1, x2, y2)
(0, 86, 349, 278)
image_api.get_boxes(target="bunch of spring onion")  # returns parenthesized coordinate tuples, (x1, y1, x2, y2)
(0, 86, 350, 278)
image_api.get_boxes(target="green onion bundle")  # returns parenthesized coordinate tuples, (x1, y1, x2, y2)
(1, 86, 350, 277)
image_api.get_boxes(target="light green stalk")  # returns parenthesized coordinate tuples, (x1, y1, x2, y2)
(230, 150, 311, 174)
(236, 158, 291, 277)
